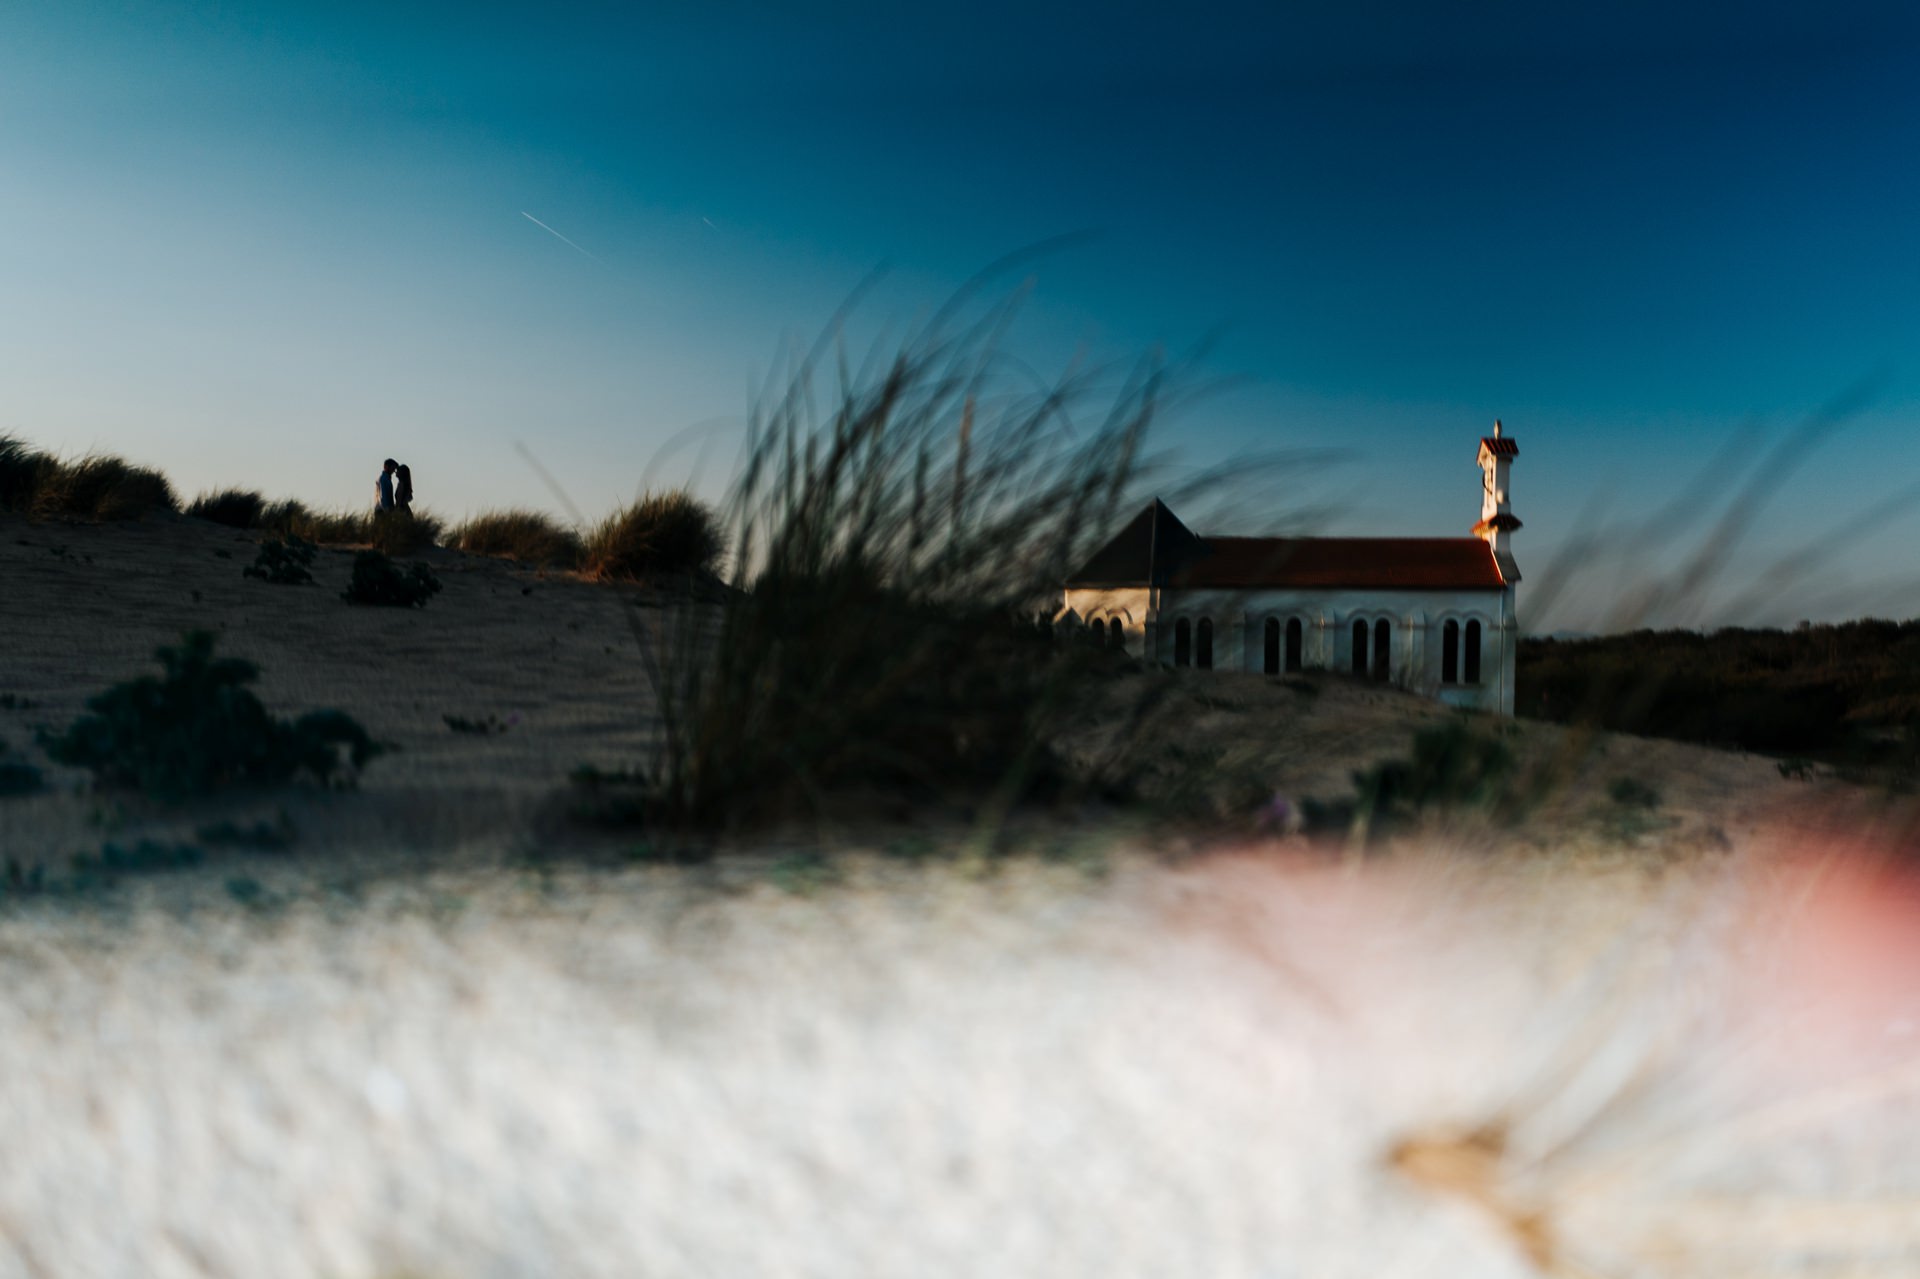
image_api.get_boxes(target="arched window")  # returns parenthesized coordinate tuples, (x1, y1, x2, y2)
(1285, 618, 1304, 672)
(1373, 619, 1391, 680)
(1351, 619, 1368, 674)
(1464, 620, 1483, 684)
(1174, 617, 1192, 667)
(1442, 620, 1460, 684)
(1263, 618, 1280, 675)
(1196, 618, 1214, 669)
(1088, 617, 1105, 648)
(1109, 618, 1123, 649)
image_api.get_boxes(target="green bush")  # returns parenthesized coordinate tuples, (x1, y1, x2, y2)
(1607, 776, 1661, 809)
(342, 550, 442, 607)
(1350, 719, 1521, 834)
(0, 739, 44, 799)
(450, 509, 584, 568)
(583, 493, 721, 581)
(243, 535, 318, 585)
(37, 631, 384, 801)
(187, 488, 267, 529)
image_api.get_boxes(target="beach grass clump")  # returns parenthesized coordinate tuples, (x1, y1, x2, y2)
(0, 440, 179, 521)
(583, 493, 721, 581)
(369, 509, 444, 555)
(636, 289, 1178, 828)
(0, 435, 55, 512)
(255, 501, 442, 553)
(450, 509, 584, 568)
(38, 630, 383, 801)
(186, 488, 268, 529)
(39, 453, 179, 520)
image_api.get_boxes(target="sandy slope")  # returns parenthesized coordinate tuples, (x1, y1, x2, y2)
(2, 511, 1918, 1278)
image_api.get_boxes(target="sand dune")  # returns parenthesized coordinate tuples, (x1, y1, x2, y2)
(2, 510, 1917, 1278)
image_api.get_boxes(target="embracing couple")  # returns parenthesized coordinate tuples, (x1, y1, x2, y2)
(375, 458, 415, 515)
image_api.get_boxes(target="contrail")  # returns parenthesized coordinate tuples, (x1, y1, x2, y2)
(521, 211, 601, 262)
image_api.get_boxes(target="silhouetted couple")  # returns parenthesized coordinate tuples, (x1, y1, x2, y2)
(375, 458, 414, 516)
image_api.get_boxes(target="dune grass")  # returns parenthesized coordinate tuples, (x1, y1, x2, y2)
(0, 436, 178, 521)
(252, 500, 442, 553)
(0, 436, 49, 512)
(450, 509, 585, 568)
(629, 288, 1194, 829)
(582, 493, 721, 581)
(185, 488, 268, 529)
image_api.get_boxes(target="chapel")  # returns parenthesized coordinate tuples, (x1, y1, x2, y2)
(1061, 423, 1522, 714)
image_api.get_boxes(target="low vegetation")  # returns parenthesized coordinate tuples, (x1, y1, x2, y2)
(37, 631, 384, 801)
(0, 739, 44, 799)
(1347, 718, 1529, 836)
(218, 498, 445, 553)
(633, 291, 1186, 829)
(450, 509, 584, 568)
(243, 534, 317, 585)
(1520, 622, 1920, 772)
(186, 488, 267, 529)
(0, 435, 178, 521)
(583, 492, 721, 581)
(342, 550, 442, 607)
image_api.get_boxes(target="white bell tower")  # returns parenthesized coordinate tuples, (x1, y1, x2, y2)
(1473, 420, 1521, 582)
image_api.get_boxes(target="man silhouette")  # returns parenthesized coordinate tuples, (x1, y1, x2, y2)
(375, 458, 397, 513)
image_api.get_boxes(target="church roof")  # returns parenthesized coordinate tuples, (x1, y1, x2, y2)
(1066, 498, 1198, 586)
(1171, 537, 1509, 589)
(1067, 502, 1512, 590)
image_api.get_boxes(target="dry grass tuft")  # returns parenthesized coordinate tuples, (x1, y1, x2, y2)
(0, 439, 179, 521)
(185, 488, 268, 529)
(583, 492, 721, 581)
(450, 509, 584, 568)
(0, 435, 53, 512)
(254, 500, 442, 552)
(634, 283, 1204, 828)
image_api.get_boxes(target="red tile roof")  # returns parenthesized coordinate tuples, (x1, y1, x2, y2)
(1479, 436, 1519, 458)
(1067, 502, 1515, 590)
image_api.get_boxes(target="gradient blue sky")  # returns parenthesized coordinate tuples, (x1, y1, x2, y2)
(4, 1, 1918, 630)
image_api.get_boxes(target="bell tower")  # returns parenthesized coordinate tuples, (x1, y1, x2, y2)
(1473, 420, 1521, 582)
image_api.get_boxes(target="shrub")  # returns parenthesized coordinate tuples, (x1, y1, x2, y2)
(198, 814, 297, 850)
(1607, 776, 1661, 809)
(583, 493, 721, 581)
(450, 509, 584, 568)
(243, 535, 317, 585)
(342, 550, 442, 607)
(1349, 719, 1522, 836)
(0, 739, 44, 799)
(187, 488, 267, 529)
(37, 631, 384, 801)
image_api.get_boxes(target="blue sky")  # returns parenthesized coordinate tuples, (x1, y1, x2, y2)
(4, 1, 1918, 630)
